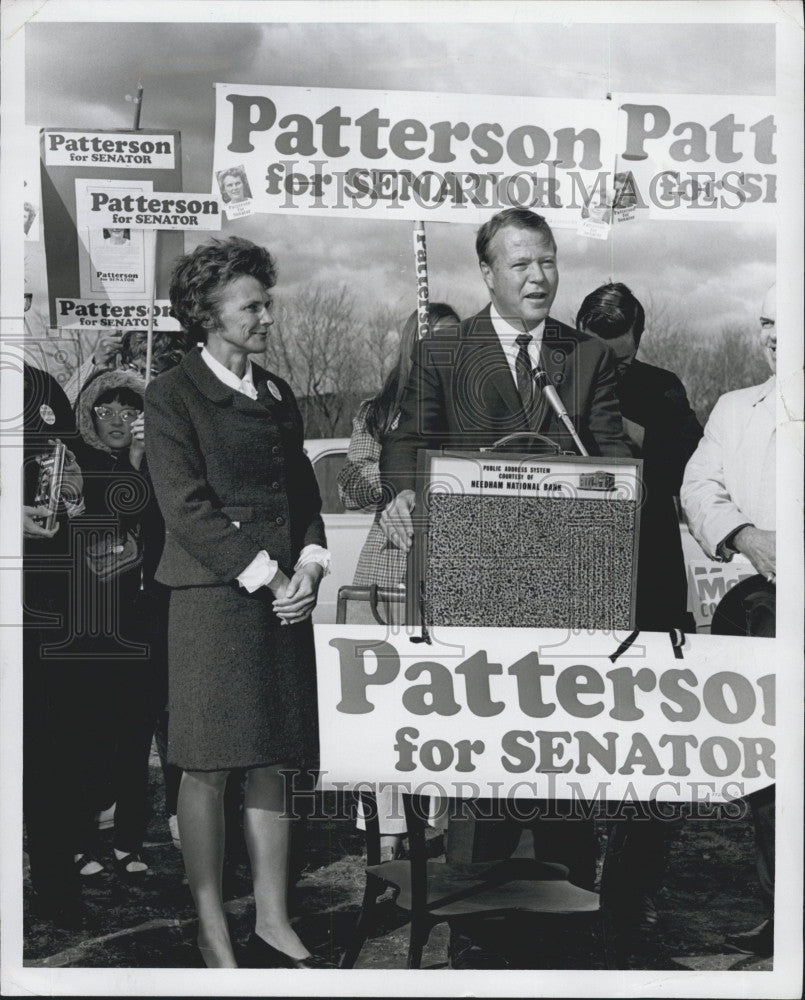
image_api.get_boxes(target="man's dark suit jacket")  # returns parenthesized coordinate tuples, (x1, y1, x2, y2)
(617, 359, 703, 631)
(381, 306, 631, 494)
(144, 346, 325, 588)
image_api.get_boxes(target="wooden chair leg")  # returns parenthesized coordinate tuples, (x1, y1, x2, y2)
(340, 874, 382, 968)
(599, 821, 629, 912)
(599, 820, 633, 968)
(598, 910, 616, 970)
(406, 917, 432, 969)
(599, 905, 631, 970)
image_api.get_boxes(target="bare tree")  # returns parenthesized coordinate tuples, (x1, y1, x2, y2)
(361, 291, 474, 396)
(264, 283, 368, 437)
(639, 293, 767, 425)
(362, 304, 400, 392)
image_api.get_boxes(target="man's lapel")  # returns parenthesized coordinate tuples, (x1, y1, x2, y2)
(538, 318, 572, 431)
(464, 306, 524, 419)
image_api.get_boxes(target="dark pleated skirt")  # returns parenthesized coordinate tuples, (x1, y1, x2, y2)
(167, 584, 319, 771)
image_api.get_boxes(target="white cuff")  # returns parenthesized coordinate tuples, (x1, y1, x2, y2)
(295, 544, 331, 576)
(238, 545, 331, 592)
(237, 550, 279, 593)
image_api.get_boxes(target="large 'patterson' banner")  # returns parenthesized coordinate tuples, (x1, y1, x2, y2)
(314, 627, 775, 803)
(213, 84, 777, 225)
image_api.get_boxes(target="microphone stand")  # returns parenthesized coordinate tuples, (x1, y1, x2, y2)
(533, 368, 590, 457)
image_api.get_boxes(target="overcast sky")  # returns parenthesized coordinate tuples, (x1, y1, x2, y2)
(24, 16, 777, 336)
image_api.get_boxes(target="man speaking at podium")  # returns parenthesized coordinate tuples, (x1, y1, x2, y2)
(379, 208, 631, 967)
(380, 207, 631, 548)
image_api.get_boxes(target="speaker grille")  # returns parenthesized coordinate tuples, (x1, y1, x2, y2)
(426, 494, 637, 629)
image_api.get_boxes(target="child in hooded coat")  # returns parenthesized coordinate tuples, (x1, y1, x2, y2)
(72, 369, 159, 878)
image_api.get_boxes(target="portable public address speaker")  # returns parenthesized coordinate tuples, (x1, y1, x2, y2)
(409, 450, 643, 631)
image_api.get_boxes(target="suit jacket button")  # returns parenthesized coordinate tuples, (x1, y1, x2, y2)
(275, 516, 284, 525)
(271, 445, 281, 455)
(272, 481, 281, 490)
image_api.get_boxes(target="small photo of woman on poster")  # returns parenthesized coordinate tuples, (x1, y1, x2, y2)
(217, 166, 252, 204)
(102, 227, 131, 245)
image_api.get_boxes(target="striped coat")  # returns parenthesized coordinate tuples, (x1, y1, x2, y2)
(337, 400, 406, 591)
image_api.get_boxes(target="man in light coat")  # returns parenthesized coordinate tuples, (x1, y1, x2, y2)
(681, 283, 777, 958)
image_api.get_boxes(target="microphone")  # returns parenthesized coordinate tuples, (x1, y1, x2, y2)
(533, 367, 589, 456)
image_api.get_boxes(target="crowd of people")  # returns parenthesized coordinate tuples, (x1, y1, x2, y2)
(22, 208, 777, 968)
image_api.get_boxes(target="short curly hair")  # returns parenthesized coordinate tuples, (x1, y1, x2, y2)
(169, 237, 277, 343)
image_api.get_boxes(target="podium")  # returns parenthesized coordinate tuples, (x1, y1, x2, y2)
(408, 448, 643, 631)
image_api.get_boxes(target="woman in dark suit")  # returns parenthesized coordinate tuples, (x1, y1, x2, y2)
(145, 237, 331, 969)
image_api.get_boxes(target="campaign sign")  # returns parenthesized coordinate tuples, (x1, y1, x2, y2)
(213, 84, 777, 225)
(314, 626, 775, 804)
(213, 83, 617, 226)
(612, 94, 778, 223)
(39, 127, 184, 327)
(76, 184, 222, 231)
(55, 298, 180, 331)
(43, 130, 178, 170)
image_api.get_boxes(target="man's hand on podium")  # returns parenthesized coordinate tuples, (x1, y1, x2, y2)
(380, 489, 415, 551)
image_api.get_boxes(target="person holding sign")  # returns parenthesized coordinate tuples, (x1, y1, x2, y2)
(681, 283, 777, 958)
(338, 301, 459, 862)
(63, 328, 193, 407)
(379, 207, 631, 967)
(70, 370, 174, 887)
(145, 237, 332, 969)
(340, 302, 460, 597)
(63, 329, 126, 406)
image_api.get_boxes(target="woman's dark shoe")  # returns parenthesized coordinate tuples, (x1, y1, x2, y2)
(112, 850, 149, 880)
(243, 932, 335, 969)
(294, 954, 336, 968)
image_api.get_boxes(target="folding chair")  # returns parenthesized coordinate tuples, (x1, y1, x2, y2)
(335, 584, 406, 626)
(340, 791, 613, 969)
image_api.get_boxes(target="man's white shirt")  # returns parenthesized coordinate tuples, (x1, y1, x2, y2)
(489, 303, 545, 388)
